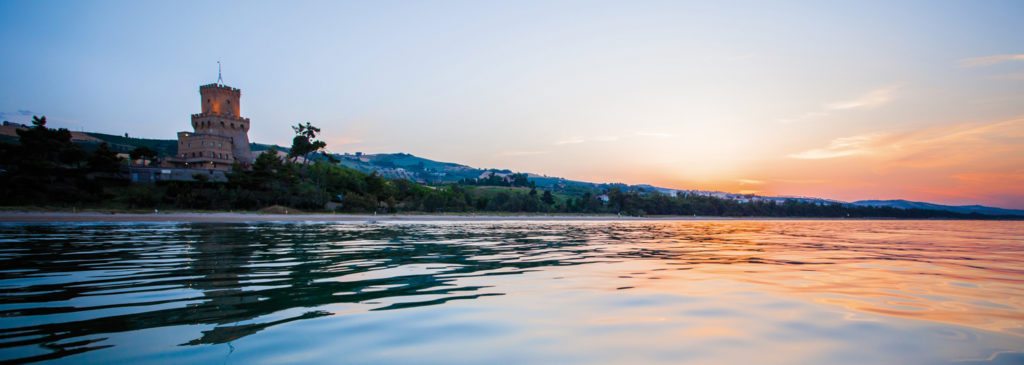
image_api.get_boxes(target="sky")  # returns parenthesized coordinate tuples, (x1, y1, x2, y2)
(1, 0, 1022, 208)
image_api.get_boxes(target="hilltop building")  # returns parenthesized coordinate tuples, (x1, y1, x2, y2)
(169, 81, 253, 170)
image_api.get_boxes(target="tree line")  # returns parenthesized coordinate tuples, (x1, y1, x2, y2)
(0, 116, 1014, 219)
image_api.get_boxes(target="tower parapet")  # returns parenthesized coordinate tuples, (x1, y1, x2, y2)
(199, 83, 242, 117)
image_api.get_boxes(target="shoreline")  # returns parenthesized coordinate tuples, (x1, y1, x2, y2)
(0, 211, 1004, 223)
(0, 211, 727, 223)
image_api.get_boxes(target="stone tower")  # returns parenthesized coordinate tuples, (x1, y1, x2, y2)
(193, 83, 252, 164)
(174, 82, 254, 170)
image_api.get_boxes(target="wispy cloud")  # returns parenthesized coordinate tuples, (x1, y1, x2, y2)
(780, 86, 900, 124)
(788, 134, 882, 159)
(789, 118, 1024, 168)
(497, 150, 550, 157)
(779, 112, 828, 124)
(635, 131, 674, 138)
(993, 72, 1024, 80)
(0, 109, 36, 119)
(959, 54, 1024, 67)
(775, 178, 830, 184)
(737, 179, 764, 185)
(553, 135, 620, 145)
(554, 132, 670, 145)
(825, 86, 900, 110)
(554, 137, 585, 145)
(951, 171, 1024, 183)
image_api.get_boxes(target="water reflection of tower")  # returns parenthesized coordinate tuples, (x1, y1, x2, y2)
(184, 225, 261, 327)
(178, 225, 332, 346)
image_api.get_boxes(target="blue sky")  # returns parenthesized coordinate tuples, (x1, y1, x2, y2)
(2, 0, 1023, 207)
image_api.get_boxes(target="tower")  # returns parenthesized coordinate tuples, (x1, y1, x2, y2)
(174, 67, 254, 170)
(191, 83, 252, 164)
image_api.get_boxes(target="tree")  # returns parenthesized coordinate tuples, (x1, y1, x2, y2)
(129, 146, 158, 166)
(15, 116, 78, 169)
(88, 142, 122, 173)
(288, 122, 328, 165)
(542, 190, 555, 205)
(59, 145, 88, 168)
(511, 173, 529, 187)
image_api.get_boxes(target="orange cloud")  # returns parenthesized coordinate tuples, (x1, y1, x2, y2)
(790, 118, 1024, 167)
(788, 134, 881, 159)
(778, 118, 1024, 207)
(959, 54, 1024, 67)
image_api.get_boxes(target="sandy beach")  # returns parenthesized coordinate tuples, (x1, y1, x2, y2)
(0, 211, 743, 223)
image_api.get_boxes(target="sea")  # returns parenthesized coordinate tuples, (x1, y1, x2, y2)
(0, 220, 1022, 364)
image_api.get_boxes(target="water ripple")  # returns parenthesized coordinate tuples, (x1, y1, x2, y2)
(0, 220, 1022, 364)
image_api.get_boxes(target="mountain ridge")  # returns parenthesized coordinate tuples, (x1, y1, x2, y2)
(849, 199, 1024, 217)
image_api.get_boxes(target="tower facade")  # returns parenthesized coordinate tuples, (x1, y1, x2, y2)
(174, 83, 254, 170)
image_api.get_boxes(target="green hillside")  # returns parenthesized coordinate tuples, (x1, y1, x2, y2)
(83, 132, 284, 156)
(72, 131, 603, 192)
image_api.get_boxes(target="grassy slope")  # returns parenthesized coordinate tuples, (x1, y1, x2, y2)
(84, 132, 283, 156)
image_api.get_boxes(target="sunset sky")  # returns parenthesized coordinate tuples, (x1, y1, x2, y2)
(1, 1, 1022, 208)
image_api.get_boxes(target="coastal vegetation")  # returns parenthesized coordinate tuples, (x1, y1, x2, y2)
(0, 116, 1013, 219)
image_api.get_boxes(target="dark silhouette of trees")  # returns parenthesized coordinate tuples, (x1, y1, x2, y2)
(0, 116, 126, 205)
(87, 143, 122, 173)
(129, 146, 159, 166)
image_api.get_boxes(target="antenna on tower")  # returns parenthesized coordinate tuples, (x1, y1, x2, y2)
(217, 61, 223, 85)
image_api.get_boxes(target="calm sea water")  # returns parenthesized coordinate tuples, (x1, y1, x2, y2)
(0, 220, 1022, 364)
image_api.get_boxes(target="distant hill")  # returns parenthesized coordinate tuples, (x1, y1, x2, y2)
(850, 200, 1024, 217)
(333, 152, 633, 190)
(334, 153, 1023, 215)
(335, 152, 515, 182)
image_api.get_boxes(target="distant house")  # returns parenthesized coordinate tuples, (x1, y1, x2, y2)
(377, 167, 416, 180)
(597, 194, 610, 203)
